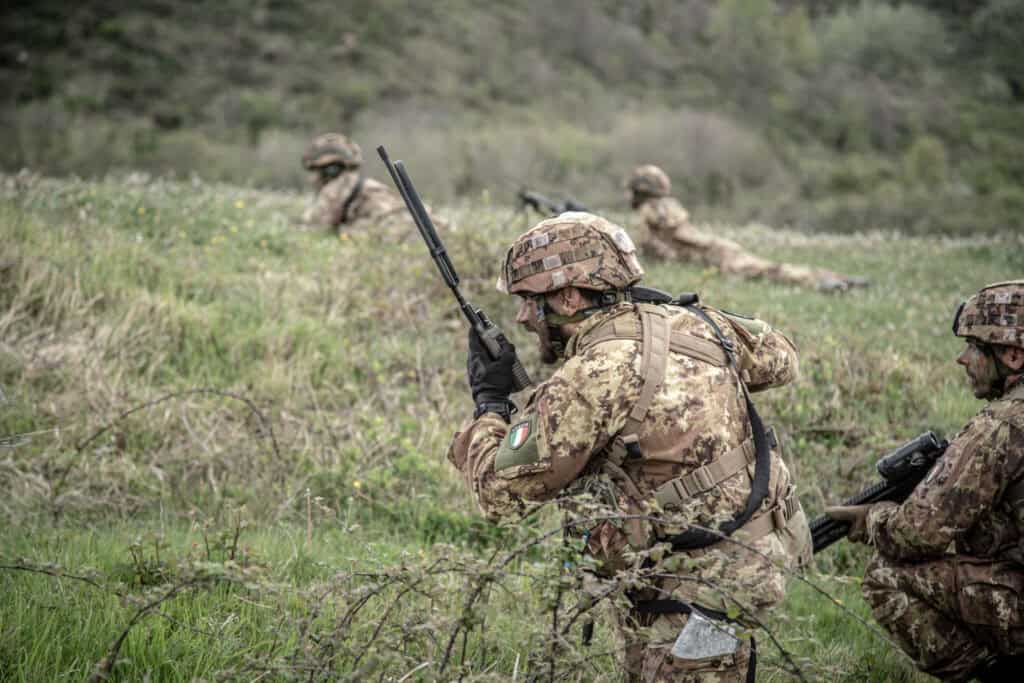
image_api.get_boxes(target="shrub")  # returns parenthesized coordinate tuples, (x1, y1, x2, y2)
(818, 1, 949, 80)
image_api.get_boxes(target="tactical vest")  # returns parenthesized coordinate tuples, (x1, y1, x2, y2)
(575, 302, 808, 558)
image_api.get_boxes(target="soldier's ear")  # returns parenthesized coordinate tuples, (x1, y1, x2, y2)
(999, 345, 1024, 371)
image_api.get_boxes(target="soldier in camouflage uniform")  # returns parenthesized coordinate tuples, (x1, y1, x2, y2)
(827, 280, 1024, 682)
(448, 212, 812, 681)
(627, 165, 867, 292)
(300, 133, 412, 234)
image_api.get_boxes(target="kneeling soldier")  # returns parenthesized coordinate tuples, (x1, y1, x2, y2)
(828, 280, 1024, 682)
(448, 212, 812, 681)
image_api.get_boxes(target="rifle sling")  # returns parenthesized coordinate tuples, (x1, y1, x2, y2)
(337, 174, 365, 229)
(664, 305, 772, 552)
(596, 303, 774, 552)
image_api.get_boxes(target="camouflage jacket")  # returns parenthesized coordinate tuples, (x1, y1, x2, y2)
(635, 196, 744, 263)
(448, 302, 811, 612)
(301, 171, 406, 229)
(868, 381, 1024, 564)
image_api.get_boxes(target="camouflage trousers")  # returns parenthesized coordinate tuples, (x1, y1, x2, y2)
(863, 553, 1024, 682)
(616, 605, 752, 682)
(711, 245, 837, 290)
(642, 235, 840, 290)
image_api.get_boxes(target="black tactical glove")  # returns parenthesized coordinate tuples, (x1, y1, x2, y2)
(467, 328, 517, 421)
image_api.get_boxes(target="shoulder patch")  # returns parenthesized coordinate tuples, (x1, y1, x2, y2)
(495, 415, 541, 473)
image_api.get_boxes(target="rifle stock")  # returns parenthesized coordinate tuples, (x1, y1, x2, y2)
(810, 431, 948, 554)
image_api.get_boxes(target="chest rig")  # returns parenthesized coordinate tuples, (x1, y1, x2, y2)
(575, 300, 791, 552)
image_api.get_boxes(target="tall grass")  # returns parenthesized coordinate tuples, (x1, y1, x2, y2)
(2, 173, 1020, 680)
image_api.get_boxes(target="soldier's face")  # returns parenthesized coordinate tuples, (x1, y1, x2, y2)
(957, 341, 1002, 399)
(516, 296, 561, 364)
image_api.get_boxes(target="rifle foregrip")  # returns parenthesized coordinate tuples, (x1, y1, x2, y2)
(511, 357, 532, 392)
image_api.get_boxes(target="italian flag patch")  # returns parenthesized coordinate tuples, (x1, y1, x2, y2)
(508, 420, 531, 450)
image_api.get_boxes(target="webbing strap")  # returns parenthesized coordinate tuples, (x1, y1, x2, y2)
(668, 335, 729, 367)
(654, 438, 755, 505)
(337, 174, 365, 229)
(665, 305, 773, 552)
(625, 308, 671, 433)
(578, 315, 728, 367)
(733, 487, 800, 543)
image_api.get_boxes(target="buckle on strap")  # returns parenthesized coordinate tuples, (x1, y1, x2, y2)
(606, 433, 643, 467)
(686, 466, 716, 496)
(654, 479, 686, 509)
(772, 505, 787, 532)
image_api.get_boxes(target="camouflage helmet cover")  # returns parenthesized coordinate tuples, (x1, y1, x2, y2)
(302, 133, 363, 170)
(953, 280, 1024, 349)
(497, 212, 644, 296)
(627, 164, 671, 198)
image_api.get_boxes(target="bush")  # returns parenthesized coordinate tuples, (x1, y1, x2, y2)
(903, 136, 948, 187)
(818, 2, 950, 80)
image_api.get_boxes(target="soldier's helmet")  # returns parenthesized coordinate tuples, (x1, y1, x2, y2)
(627, 164, 672, 198)
(301, 133, 362, 170)
(953, 280, 1024, 349)
(497, 212, 644, 296)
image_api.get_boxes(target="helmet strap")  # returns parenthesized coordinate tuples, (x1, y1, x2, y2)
(539, 290, 626, 326)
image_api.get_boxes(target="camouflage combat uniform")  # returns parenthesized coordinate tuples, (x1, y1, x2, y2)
(628, 165, 860, 292)
(300, 171, 407, 231)
(299, 132, 432, 237)
(861, 281, 1024, 682)
(449, 212, 812, 682)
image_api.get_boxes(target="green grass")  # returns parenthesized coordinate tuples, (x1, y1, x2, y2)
(2, 173, 1020, 680)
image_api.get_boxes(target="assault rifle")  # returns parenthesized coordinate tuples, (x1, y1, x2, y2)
(377, 145, 532, 392)
(518, 189, 587, 217)
(810, 431, 949, 554)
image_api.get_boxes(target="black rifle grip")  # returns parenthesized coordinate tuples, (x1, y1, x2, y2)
(511, 357, 532, 393)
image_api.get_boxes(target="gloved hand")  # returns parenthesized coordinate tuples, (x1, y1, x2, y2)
(824, 504, 873, 544)
(467, 328, 517, 421)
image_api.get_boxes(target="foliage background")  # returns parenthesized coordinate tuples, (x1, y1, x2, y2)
(2, 0, 1023, 234)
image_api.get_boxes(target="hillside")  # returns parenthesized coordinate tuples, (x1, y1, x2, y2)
(2, 0, 1023, 234)
(2, 172, 1021, 679)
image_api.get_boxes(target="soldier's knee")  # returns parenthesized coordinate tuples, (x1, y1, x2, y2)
(861, 554, 915, 625)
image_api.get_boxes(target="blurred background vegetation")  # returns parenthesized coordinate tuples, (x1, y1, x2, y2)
(2, 0, 1022, 235)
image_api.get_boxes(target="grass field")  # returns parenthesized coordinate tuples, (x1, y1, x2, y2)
(2, 172, 1020, 681)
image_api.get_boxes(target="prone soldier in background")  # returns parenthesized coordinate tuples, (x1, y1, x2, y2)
(300, 133, 413, 234)
(447, 212, 812, 682)
(826, 280, 1024, 682)
(627, 165, 868, 293)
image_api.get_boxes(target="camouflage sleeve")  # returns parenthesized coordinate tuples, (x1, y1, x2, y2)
(301, 175, 359, 228)
(638, 201, 668, 234)
(867, 414, 1023, 562)
(713, 310, 799, 392)
(446, 341, 640, 521)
